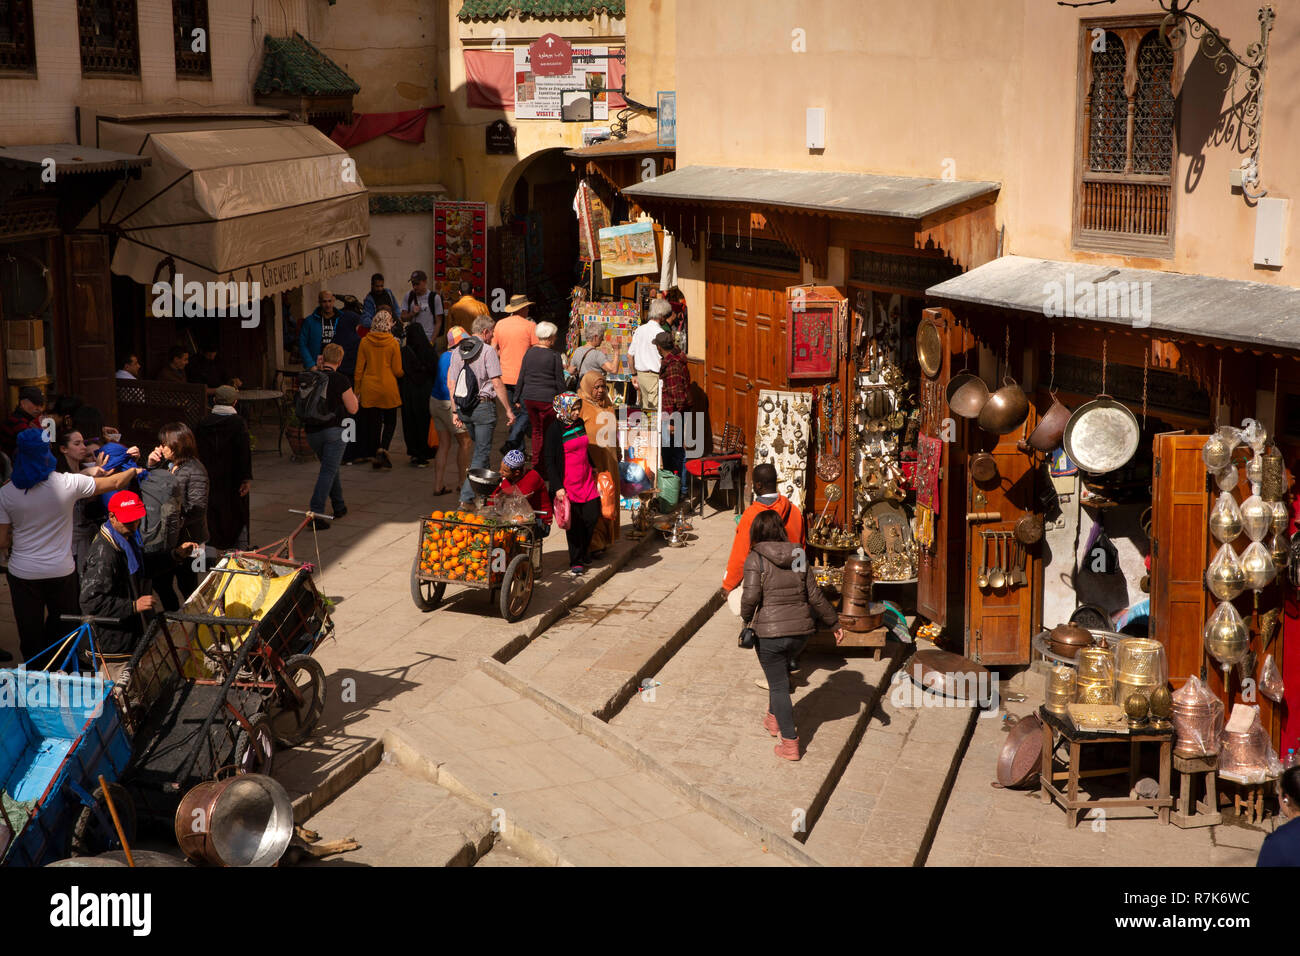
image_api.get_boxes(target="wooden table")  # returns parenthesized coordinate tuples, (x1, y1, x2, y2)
(1038, 706, 1173, 828)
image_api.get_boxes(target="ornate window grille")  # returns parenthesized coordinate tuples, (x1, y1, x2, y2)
(0, 0, 35, 74)
(173, 0, 210, 78)
(77, 0, 140, 76)
(1076, 22, 1178, 256)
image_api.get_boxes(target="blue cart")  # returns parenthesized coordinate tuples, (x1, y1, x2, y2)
(0, 668, 134, 867)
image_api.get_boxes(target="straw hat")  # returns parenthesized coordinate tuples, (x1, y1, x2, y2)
(502, 294, 535, 314)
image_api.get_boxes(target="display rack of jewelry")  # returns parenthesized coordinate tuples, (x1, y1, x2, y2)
(753, 389, 813, 510)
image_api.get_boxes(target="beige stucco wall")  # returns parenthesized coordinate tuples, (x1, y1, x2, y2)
(0, 0, 310, 146)
(673, 0, 1297, 286)
(624, 0, 676, 135)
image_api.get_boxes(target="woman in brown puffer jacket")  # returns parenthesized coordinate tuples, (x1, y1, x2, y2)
(740, 509, 841, 761)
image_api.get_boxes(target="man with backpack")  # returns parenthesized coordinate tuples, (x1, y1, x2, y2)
(446, 316, 516, 508)
(298, 343, 360, 530)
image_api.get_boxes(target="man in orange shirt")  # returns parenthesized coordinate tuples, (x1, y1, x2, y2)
(722, 463, 805, 594)
(494, 294, 540, 455)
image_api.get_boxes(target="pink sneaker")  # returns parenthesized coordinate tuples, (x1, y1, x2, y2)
(762, 712, 779, 737)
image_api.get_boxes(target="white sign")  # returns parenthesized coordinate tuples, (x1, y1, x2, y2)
(513, 45, 608, 121)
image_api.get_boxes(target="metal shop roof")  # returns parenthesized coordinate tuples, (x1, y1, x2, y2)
(565, 132, 672, 159)
(927, 255, 1300, 354)
(621, 165, 999, 222)
(0, 145, 150, 176)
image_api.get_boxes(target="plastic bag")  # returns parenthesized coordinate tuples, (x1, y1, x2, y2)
(491, 490, 533, 524)
(1171, 676, 1224, 757)
(1241, 540, 1276, 591)
(1209, 492, 1243, 543)
(554, 493, 571, 530)
(1203, 600, 1249, 666)
(1205, 543, 1246, 602)
(1221, 704, 1283, 783)
(1260, 652, 1285, 703)
(1214, 465, 1239, 492)
(597, 471, 616, 520)
(1240, 494, 1271, 542)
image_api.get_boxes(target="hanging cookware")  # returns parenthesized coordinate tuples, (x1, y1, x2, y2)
(977, 378, 1030, 435)
(969, 452, 998, 484)
(1019, 395, 1072, 454)
(945, 321, 988, 419)
(989, 533, 1007, 590)
(1015, 512, 1044, 546)
(916, 318, 942, 379)
(1062, 395, 1140, 475)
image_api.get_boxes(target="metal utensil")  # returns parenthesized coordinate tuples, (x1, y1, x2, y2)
(815, 483, 842, 528)
(989, 533, 1007, 590)
(1013, 538, 1028, 587)
(1062, 394, 1140, 475)
(977, 531, 990, 589)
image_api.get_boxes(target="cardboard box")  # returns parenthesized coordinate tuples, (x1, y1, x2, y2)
(3, 319, 43, 350)
(7, 348, 47, 379)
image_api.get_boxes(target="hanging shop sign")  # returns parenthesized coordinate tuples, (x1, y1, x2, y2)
(597, 222, 658, 278)
(433, 201, 487, 306)
(514, 45, 608, 120)
(485, 120, 516, 155)
(575, 180, 608, 264)
(657, 91, 676, 148)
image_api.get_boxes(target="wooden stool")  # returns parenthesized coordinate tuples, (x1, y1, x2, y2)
(1220, 776, 1272, 825)
(1170, 753, 1221, 828)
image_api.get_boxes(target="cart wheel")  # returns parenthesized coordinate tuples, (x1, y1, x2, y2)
(70, 783, 136, 858)
(234, 714, 276, 776)
(267, 654, 326, 747)
(500, 553, 534, 623)
(410, 555, 447, 611)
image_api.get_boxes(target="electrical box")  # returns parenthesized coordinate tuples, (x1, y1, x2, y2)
(806, 108, 825, 150)
(1254, 197, 1288, 267)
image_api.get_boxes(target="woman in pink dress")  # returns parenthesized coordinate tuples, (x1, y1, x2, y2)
(540, 392, 601, 577)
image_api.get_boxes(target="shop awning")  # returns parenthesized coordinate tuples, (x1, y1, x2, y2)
(564, 132, 672, 159)
(86, 116, 368, 298)
(926, 255, 1300, 355)
(622, 165, 999, 224)
(0, 145, 150, 176)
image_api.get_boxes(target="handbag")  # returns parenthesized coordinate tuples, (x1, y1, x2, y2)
(738, 557, 765, 648)
(597, 471, 616, 520)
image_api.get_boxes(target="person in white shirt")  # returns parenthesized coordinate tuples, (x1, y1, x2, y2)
(0, 428, 140, 663)
(628, 298, 671, 413)
(402, 270, 444, 344)
(115, 353, 141, 380)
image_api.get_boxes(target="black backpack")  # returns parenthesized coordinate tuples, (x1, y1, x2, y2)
(453, 360, 481, 418)
(139, 469, 183, 555)
(295, 370, 334, 427)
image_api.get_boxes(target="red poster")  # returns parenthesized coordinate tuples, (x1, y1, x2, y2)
(787, 302, 838, 379)
(433, 201, 487, 307)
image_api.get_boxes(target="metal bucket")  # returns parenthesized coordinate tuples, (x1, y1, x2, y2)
(174, 774, 294, 867)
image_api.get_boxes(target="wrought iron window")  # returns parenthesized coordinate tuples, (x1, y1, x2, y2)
(708, 235, 800, 273)
(77, 0, 140, 76)
(0, 0, 35, 74)
(173, 0, 210, 78)
(1076, 21, 1178, 256)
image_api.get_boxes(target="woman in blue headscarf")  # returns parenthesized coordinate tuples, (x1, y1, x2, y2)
(0, 429, 139, 663)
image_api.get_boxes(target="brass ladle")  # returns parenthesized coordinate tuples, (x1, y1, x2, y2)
(977, 531, 990, 589)
(989, 532, 1007, 590)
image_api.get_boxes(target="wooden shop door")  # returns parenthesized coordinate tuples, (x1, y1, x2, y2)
(705, 267, 788, 444)
(62, 234, 118, 422)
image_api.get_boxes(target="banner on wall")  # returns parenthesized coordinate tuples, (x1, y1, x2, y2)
(433, 201, 487, 307)
(513, 45, 609, 120)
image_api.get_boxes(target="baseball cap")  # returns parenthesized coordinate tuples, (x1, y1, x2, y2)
(409, 270, 427, 283)
(213, 385, 238, 405)
(18, 386, 44, 405)
(446, 326, 468, 347)
(108, 490, 147, 523)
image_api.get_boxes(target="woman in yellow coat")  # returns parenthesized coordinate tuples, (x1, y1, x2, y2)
(353, 312, 404, 469)
(578, 370, 620, 555)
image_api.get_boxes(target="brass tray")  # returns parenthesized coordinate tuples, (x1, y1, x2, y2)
(1066, 702, 1129, 734)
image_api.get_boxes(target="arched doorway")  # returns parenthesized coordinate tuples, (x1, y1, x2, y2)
(495, 147, 580, 330)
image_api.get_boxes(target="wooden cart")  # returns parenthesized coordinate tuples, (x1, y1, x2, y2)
(410, 512, 541, 623)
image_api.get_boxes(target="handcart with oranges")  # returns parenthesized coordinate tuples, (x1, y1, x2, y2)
(410, 508, 541, 622)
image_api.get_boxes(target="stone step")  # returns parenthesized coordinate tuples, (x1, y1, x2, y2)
(384, 667, 793, 867)
(501, 511, 737, 719)
(472, 839, 535, 867)
(300, 756, 496, 867)
(805, 658, 979, 867)
(608, 602, 904, 849)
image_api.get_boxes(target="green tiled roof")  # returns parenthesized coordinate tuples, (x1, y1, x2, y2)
(254, 33, 360, 97)
(458, 0, 624, 21)
(369, 193, 441, 215)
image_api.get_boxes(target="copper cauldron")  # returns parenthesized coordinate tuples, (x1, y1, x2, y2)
(947, 373, 990, 420)
(978, 378, 1030, 435)
(175, 774, 294, 867)
(1018, 395, 1072, 454)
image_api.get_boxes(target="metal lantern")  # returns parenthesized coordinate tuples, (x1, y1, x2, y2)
(1209, 492, 1243, 544)
(1215, 465, 1240, 492)
(1202, 431, 1232, 472)
(1260, 445, 1287, 501)
(1272, 529, 1291, 571)
(1246, 452, 1264, 486)
(1204, 601, 1250, 667)
(1240, 494, 1271, 542)
(1241, 540, 1277, 591)
(1270, 499, 1290, 536)
(1206, 543, 1247, 602)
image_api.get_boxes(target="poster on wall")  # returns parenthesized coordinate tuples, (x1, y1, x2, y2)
(514, 45, 608, 121)
(574, 301, 640, 378)
(433, 201, 487, 307)
(597, 222, 658, 278)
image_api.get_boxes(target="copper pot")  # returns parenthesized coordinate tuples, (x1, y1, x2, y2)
(969, 452, 998, 484)
(175, 774, 294, 867)
(1049, 622, 1094, 659)
(840, 605, 885, 631)
(1018, 395, 1072, 454)
(1015, 513, 1044, 546)
(946, 373, 990, 419)
(978, 378, 1030, 435)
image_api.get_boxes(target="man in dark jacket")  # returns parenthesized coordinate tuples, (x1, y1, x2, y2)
(0, 386, 45, 459)
(79, 491, 161, 655)
(300, 292, 362, 379)
(196, 386, 253, 550)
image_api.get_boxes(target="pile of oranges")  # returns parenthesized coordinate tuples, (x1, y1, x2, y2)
(417, 511, 526, 584)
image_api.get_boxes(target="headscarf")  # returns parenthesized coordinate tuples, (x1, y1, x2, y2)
(99, 443, 146, 480)
(11, 428, 56, 491)
(577, 371, 616, 449)
(502, 449, 526, 471)
(552, 392, 582, 424)
(371, 312, 394, 334)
